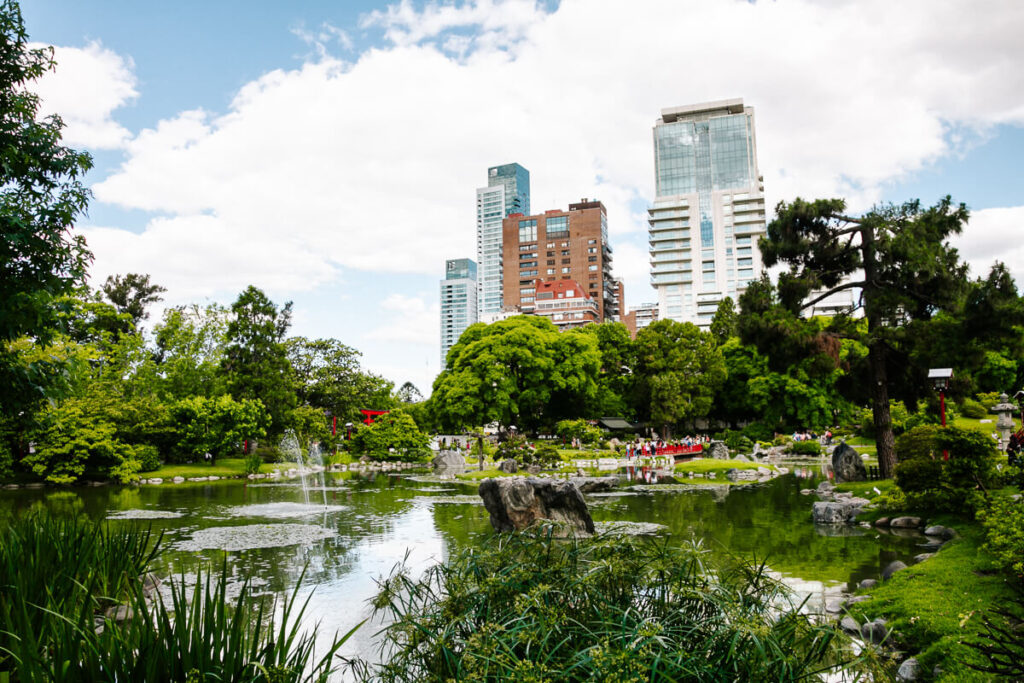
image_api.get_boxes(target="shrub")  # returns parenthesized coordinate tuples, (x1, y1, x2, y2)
(253, 445, 281, 463)
(555, 419, 602, 445)
(976, 392, 1003, 410)
(530, 444, 562, 469)
(960, 398, 988, 419)
(351, 408, 430, 461)
(978, 496, 1024, 582)
(789, 440, 821, 456)
(357, 531, 855, 682)
(714, 429, 754, 452)
(134, 444, 162, 473)
(243, 453, 262, 475)
(895, 425, 940, 462)
(741, 422, 774, 442)
(773, 434, 792, 447)
(893, 426, 999, 516)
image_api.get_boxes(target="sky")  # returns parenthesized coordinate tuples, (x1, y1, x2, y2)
(23, 0, 1024, 397)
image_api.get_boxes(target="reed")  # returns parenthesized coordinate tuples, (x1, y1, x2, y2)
(357, 529, 860, 682)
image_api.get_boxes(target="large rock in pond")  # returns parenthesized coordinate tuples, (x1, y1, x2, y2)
(812, 500, 863, 525)
(831, 442, 866, 483)
(498, 458, 518, 474)
(432, 450, 466, 473)
(569, 476, 619, 493)
(478, 477, 594, 536)
(707, 441, 730, 460)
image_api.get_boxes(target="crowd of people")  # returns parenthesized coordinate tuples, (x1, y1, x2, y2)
(624, 437, 707, 459)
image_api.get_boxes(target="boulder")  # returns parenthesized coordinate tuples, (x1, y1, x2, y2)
(527, 464, 541, 475)
(831, 442, 867, 483)
(726, 468, 759, 482)
(840, 616, 861, 634)
(882, 560, 907, 580)
(914, 553, 935, 563)
(890, 516, 923, 529)
(149, 478, 163, 485)
(498, 459, 518, 474)
(707, 441, 730, 460)
(800, 488, 814, 495)
(478, 477, 594, 536)
(861, 618, 888, 644)
(874, 517, 891, 527)
(812, 501, 863, 525)
(897, 657, 920, 681)
(432, 450, 466, 473)
(924, 525, 956, 540)
(172, 477, 185, 484)
(816, 480, 835, 495)
(918, 540, 944, 552)
(570, 476, 619, 493)
(104, 605, 134, 622)
(825, 598, 843, 614)
(859, 579, 878, 590)
(844, 595, 872, 607)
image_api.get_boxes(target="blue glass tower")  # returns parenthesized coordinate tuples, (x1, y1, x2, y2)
(476, 163, 530, 315)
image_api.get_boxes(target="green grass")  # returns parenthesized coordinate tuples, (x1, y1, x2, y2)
(952, 415, 1018, 434)
(146, 457, 255, 479)
(673, 458, 774, 475)
(456, 468, 517, 480)
(846, 518, 1018, 681)
(833, 479, 895, 500)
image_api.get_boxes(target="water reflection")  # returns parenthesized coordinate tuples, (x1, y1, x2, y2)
(0, 470, 924, 669)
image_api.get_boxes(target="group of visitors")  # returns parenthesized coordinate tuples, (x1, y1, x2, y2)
(624, 436, 707, 459)
(792, 429, 833, 445)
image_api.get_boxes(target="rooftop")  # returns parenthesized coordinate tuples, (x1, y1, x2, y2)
(659, 98, 746, 123)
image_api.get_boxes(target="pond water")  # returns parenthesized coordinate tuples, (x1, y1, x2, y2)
(0, 467, 926, 672)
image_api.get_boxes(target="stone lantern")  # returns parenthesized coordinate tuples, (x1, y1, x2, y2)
(991, 393, 1018, 451)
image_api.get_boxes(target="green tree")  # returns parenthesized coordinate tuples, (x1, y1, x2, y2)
(170, 394, 269, 463)
(0, 3, 93, 416)
(222, 286, 296, 434)
(351, 408, 429, 461)
(709, 296, 738, 344)
(153, 303, 229, 400)
(571, 322, 635, 418)
(431, 316, 600, 433)
(761, 196, 969, 476)
(286, 336, 395, 423)
(396, 381, 423, 403)
(632, 320, 726, 436)
(100, 273, 167, 328)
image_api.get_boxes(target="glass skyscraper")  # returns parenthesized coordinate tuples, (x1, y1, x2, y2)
(440, 258, 477, 366)
(648, 99, 766, 326)
(476, 163, 530, 316)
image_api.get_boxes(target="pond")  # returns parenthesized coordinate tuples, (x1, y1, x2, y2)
(0, 467, 926, 672)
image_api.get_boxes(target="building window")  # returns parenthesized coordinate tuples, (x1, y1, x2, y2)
(562, 267, 571, 274)
(546, 215, 569, 236)
(546, 268, 555, 275)
(546, 242, 554, 248)
(520, 288, 535, 295)
(546, 251, 554, 257)
(588, 239, 596, 245)
(588, 265, 598, 271)
(587, 247, 597, 253)
(737, 258, 752, 267)
(519, 244, 534, 252)
(588, 256, 597, 262)
(702, 261, 715, 272)
(519, 219, 537, 242)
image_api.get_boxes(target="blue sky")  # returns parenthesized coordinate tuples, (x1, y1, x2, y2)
(23, 0, 1024, 395)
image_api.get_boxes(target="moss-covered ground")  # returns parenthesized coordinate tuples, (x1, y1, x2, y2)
(845, 518, 1016, 681)
(146, 458, 256, 479)
(673, 458, 775, 475)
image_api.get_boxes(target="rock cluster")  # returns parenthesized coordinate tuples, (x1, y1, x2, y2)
(810, 480, 870, 525)
(478, 477, 595, 536)
(432, 450, 466, 473)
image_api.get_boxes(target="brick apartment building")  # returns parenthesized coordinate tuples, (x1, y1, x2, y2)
(532, 279, 600, 329)
(501, 199, 618, 322)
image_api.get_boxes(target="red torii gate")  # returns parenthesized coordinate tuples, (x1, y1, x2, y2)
(359, 409, 390, 425)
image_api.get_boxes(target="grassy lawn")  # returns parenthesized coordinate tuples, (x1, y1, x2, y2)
(456, 468, 518, 480)
(845, 518, 1017, 681)
(673, 458, 774, 475)
(147, 457, 253, 479)
(834, 479, 895, 499)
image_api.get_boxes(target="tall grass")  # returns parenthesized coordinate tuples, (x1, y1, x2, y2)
(355, 529, 861, 682)
(0, 513, 356, 682)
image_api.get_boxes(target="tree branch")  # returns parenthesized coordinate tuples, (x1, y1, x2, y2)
(799, 280, 866, 312)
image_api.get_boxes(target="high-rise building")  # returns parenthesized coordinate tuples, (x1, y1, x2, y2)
(648, 99, 766, 327)
(532, 279, 600, 329)
(502, 199, 617, 323)
(476, 163, 530, 316)
(440, 258, 477, 365)
(622, 302, 659, 339)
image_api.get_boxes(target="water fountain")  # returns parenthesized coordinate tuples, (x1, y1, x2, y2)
(278, 430, 311, 506)
(307, 441, 328, 508)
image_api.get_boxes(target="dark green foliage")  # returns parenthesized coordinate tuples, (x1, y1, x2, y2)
(355, 531, 854, 682)
(170, 394, 269, 464)
(555, 418, 601, 445)
(892, 426, 998, 516)
(714, 429, 754, 452)
(530, 444, 561, 468)
(709, 296, 738, 344)
(0, 1, 93, 417)
(789, 440, 822, 456)
(222, 286, 297, 435)
(760, 196, 971, 478)
(243, 453, 263, 475)
(964, 589, 1024, 680)
(100, 273, 167, 327)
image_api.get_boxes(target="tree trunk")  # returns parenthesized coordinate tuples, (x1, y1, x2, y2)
(861, 222, 897, 478)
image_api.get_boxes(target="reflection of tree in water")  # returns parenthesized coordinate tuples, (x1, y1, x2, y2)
(592, 475, 923, 587)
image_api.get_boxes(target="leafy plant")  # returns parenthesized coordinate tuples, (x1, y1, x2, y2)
(959, 398, 988, 419)
(789, 440, 822, 456)
(354, 531, 857, 682)
(978, 496, 1024, 582)
(243, 453, 263, 475)
(350, 408, 429, 461)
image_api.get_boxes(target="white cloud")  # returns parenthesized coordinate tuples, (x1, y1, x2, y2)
(66, 0, 1024, 310)
(366, 294, 439, 345)
(952, 205, 1024, 284)
(32, 41, 137, 149)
